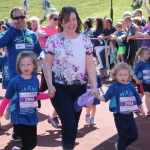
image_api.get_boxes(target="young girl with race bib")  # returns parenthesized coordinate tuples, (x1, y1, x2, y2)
(0, 51, 50, 150)
(133, 47, 150, 115)
(96, 62, 145, 150)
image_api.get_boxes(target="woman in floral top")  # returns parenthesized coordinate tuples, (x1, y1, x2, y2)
(43, 6, 98, 150)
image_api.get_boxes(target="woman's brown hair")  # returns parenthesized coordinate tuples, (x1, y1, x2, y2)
(58, 6, 82, 33)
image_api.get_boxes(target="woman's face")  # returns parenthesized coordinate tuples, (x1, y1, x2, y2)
(49, 14, 58, 27)
(61, 12, 77, 34)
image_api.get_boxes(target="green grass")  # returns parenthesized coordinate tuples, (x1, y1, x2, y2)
(0, 0, 149, 25)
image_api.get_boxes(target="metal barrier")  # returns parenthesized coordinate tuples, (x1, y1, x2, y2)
(91, 38, 150, 70)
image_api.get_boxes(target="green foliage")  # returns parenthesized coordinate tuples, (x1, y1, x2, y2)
(0, 0, 149, 25)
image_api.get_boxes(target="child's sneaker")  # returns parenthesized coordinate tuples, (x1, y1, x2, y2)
(114, 143, 118, 150)
(48, 116, 62, 128)
(85, 114, 90, 124)
(12, 128, 21, 142)
(90, 117, 96, 125)
(147, 110, 150, 115)
(4, 111, 11, 120)
(12, 146, 20, 150)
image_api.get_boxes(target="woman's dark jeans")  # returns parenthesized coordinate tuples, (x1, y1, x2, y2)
(51, 83, 86, 149)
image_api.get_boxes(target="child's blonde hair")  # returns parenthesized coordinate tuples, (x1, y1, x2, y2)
(16, 51, 38, 74)
(134, 47, 150, 68)
(111, 62, 132, 80)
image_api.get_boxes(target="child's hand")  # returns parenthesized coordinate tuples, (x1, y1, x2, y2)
(48, 85, 56, 98)
(91, 87, 98, 98)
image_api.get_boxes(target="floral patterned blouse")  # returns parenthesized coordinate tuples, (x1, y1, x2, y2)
(45, 33, 93, 85)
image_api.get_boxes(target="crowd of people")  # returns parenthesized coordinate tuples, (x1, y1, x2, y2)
(0, 0, 150, 150)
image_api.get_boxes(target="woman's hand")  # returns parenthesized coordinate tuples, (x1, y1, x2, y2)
(91, 87, 98, 98)
(48, 85, 56, 98)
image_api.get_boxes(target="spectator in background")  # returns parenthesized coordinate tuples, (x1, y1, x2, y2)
(93, 17, 104, 70)
(118, 16, 139, 66)
(0, 25, 8, 38)
(83, 20, 93, 37)
(24, 0, 29, 14)
(134, 9, 146, 27)
(42, 0, 49, 19)
(136, 16, 150, 47)
(4, 18, 11, 28)
(144, 0, 150, 15)
(132, 16, 143, 31)
(50, 5, 56, 13)
(123, 11, 132, 19)
(97, 18, 116, 74)
(87, 18, 95, 32)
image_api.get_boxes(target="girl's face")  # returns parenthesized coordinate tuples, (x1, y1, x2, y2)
(31, 21, 38, 32)
(61, 12, 77, 34)
(115, 26, 121, 32)
(20, 57, 35, 77)
(109, 41, 115, 48)
(115, 69, 129, 84)
(49, 14, 58, 27)
(141, 50, 150, 61)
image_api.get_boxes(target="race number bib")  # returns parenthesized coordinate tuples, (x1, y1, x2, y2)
(19, 92, 38, 114)
(143, 70, 150, 80)
(119, 96, 138, 113)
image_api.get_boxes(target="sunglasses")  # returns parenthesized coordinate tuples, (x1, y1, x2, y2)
(53, 18, 58, 21)
(13, 15, 26, 20)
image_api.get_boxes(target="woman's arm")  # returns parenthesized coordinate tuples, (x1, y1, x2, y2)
(85, 54, 98, 97)
(43, 54, 56, 97)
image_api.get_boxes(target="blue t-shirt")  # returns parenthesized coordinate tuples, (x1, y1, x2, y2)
(5, 75, 39, 125)
(117, 31, 126, 46)
(103, 82, 142, 113)
(0, 55, 9, 89)
(0, 27, 42, 78)
(134, 60, 150, 84)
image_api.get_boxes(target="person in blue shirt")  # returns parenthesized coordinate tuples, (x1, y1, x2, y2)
(133, 47, 150, 115)
(0, 47, 9, 89)
(85, 75, 104, 125)
(0, 6, 42, 79)
(0, 51, 50, 150)
(96, 62, 145, 150)
(0, 6, 42, 142)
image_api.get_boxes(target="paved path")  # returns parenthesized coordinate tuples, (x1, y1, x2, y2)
(0, 78, 150, 150)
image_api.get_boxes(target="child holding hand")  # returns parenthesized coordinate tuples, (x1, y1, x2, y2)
(96, 62, 145, 150)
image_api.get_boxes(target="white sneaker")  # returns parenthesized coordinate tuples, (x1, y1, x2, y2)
(85, 114, 90, 124)
(90, 117, 96, 125)
(115, 143, 118, 150)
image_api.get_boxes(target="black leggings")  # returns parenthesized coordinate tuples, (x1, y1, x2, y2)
(14, 124, 37, 150)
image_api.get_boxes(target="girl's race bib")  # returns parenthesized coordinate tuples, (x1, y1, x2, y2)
(19, 92, 38, 114)
(119, 96, 138, 113)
